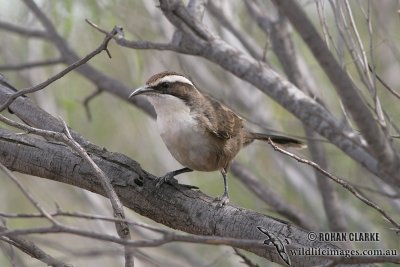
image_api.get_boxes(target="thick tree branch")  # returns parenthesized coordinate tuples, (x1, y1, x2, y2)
(0, 81, 384, 267)
(153, 0, 400, 188)
(6, 0, 394, 189)
(0, 2, 397, 266)
(0, 128, 378, 267)
(0, 79, 378, 265)
(0, 114, 134, 264)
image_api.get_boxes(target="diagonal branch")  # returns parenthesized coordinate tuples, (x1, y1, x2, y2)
(0, 26, 120, 112)
(154, 0, 396, 186)
(0, 128, 379, 267)
(0, 81, 375, 265)
(271, 0, 400, 179)
(230, 161, 319, 230)
(245, 1, 348, 233)
(0, 113, 134, 267)
(267, 139, 400, 230)
(0, 163, 58, 225)
(0, 225, 73, 267)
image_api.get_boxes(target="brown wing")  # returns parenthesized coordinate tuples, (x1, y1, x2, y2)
(194, 95, 243, 140)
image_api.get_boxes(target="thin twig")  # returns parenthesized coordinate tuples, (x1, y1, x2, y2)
(1, 224, 399, 265)
(0, 211, 165, 234)
(86, 18, 180, 52)
(0, 26, 120, 112)
(85, 19, 109, 35)
(57, 118, 133, 258)
(267, 139, 400, 230)
(0, 114, 133, 266)
(233, 248, 260, 267)
(230, 161, 318, 230)
(0, 224, 268, 250)
(83, 88, 103, 121)
(0, 74, 19, 93)
(368, 64, 400, 100)
(343, 0, 386, 125)
(207, 1, 262, 60)
(0, 20, 48, 38)
(0, 58, 64, 71)
(0, 226, 73, 267)
(0, 163, 59, 225)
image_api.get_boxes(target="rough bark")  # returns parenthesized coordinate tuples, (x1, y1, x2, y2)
(0, 128, 371, 267)
(0, 84, 373, 266)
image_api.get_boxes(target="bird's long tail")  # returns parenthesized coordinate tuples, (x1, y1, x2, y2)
(246, 132, 306, 148)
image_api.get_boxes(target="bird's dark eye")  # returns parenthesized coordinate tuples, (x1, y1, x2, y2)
(160, 82, 169, 89)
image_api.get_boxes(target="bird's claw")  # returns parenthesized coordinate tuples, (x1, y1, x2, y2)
(215, 194, 229, 207)
(155, 172, 176, 187)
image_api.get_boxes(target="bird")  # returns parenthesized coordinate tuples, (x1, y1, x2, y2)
(129, 71, 304, 206)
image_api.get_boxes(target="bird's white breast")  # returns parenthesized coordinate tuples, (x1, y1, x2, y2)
(146, 94, 219, 171)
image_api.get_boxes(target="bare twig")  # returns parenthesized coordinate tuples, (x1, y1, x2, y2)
(230, 161, 318, 230)
(0, 114, 133, 266)
(345, 180, 400, 199)
(0, 210, 164, 234)
(0, 226, 73, 267)
(0, 232, 26, 267)
(207, 1, 263, 60)
(1, 223, 399, 266)
(341, 1, 385, 125)
(246, 0, 348, 233)
(1, 124, 396, 266)
(267, 139, 400, 230)
(0, 58, 64, 71)
(83, 88, 103, 121)
(0, 224, 268, 250)
(0, 163, 58, 225)
(1, 1, 398, 266)
(86, 18, 181, 52)
(84, 19, 109, 35)
(0, 74, 19, 93)
(0, 20, 48, 38)
(0, 26, 120, 112)
(368, 64, 400, 100)
(272, 0, 399, 179)
(58, 118, 134, 267)
(233, 248, 260, 267)
(116, 38, 182, 51)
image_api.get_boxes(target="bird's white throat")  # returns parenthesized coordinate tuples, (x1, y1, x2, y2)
(145, 94, 218, 171)
(145, 94, 196, 135)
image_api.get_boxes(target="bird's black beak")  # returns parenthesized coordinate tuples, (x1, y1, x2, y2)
(128, 86, 155, 99)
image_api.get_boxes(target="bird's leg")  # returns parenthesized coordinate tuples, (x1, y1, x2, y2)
(155, 167, 193, 188)
(216, 167, 229, 207)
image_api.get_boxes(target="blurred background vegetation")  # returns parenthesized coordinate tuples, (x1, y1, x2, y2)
(0, 0, 400, 266)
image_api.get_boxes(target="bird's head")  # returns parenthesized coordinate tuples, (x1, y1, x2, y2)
(129, 71, 200, 107)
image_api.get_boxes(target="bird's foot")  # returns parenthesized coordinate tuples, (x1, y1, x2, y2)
(155, 172, 177, 188)
(215, 194, 229, 207)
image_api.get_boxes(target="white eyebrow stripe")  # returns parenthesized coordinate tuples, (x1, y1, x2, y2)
(155, 75, 194, 86)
